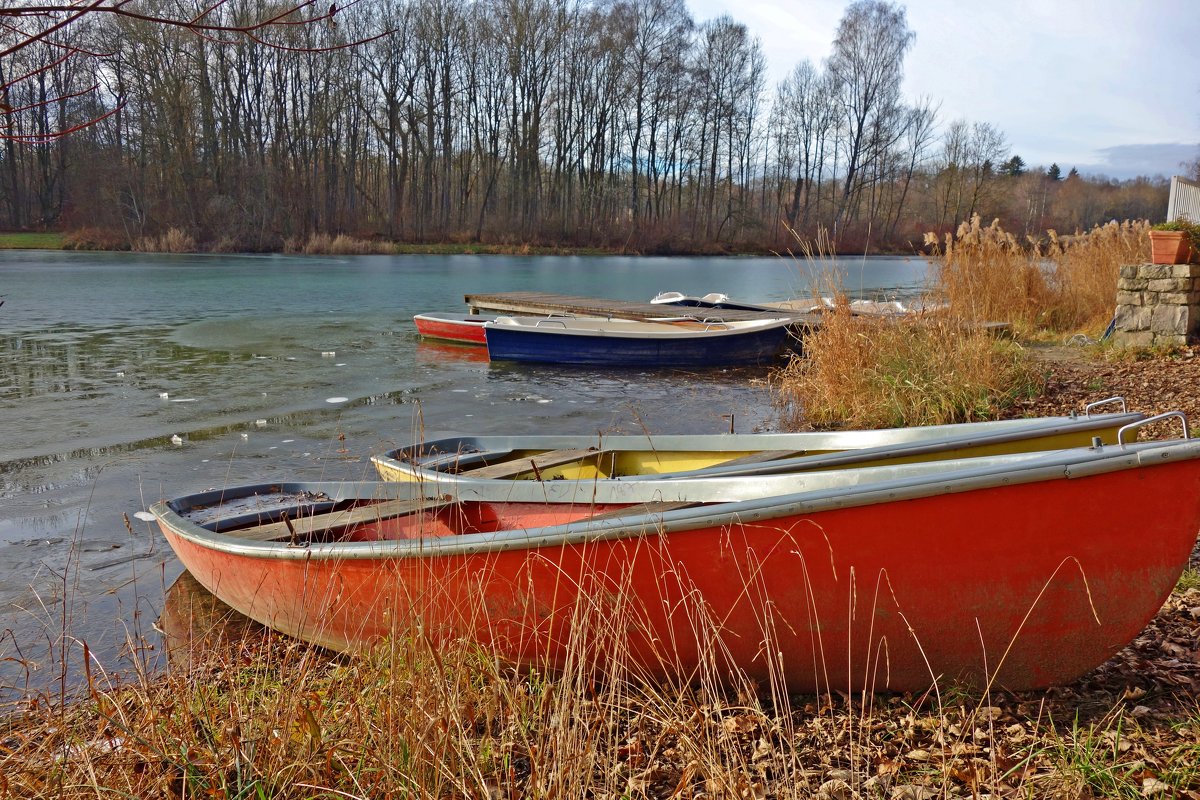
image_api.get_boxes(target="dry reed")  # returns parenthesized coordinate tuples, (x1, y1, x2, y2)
(60, 227, 130, 251)
(133, 227, 197, 254)
(931, 216, 1150, 335)
(1042, 219, 1151, 332)
(772, 307, 1042, 429)
(288, 233, 394, 255)
(771, 217, 1150, 430)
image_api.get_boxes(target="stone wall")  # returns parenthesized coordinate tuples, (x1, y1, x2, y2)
(1113, 262, 1200, 347)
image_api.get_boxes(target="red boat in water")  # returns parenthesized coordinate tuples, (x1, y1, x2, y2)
(151, 421, 1200, 693)
(413, 312, 492, 344)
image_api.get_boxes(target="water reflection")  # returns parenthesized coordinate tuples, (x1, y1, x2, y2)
(415, 340, 490, 365)
(158, 571, 269, 669)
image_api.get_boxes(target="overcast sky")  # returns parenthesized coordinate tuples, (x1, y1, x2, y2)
(686, 0, 1200, 180)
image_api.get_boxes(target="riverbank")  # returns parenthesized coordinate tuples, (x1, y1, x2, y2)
(0, 230, 925, 258)
(2, 345, 1199, 798)
(1015, 342, 1200, 423)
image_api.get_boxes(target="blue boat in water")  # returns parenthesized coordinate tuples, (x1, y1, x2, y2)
(482, 315, 798, 367)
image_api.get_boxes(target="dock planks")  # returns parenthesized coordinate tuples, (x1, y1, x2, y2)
(463, 291, 820, 327)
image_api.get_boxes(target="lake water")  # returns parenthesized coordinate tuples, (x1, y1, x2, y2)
(0, 249, 928, 697)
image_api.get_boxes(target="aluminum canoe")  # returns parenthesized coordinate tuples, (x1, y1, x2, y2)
(371, 409, 1146, 484)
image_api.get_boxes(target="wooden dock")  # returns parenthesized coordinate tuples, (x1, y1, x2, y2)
(463, 291, 821, 327)
(459, 293, 1008, 351)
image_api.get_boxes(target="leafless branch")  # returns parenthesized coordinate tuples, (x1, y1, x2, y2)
(0, 0, 384, 141)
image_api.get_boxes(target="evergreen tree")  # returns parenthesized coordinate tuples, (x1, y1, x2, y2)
(1001, 155, 1026, 176)
(1046, 163, 1063, 181)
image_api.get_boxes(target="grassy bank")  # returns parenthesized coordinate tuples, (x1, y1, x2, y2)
(0, 232, 64, 250)
(0, 229, 612, 256)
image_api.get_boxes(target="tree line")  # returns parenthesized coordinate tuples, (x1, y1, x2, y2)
(0, 0, 1181, 253)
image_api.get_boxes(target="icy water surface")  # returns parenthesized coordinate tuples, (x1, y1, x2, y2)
(0, 249, 927, 696)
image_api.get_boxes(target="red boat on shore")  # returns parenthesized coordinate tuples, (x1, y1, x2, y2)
(151, 421, 1200, 693)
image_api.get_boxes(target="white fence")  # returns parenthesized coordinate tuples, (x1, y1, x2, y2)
(1167, 175, 1200, 222)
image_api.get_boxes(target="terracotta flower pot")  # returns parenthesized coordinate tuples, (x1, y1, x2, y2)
(1149, 230, 1192, 265)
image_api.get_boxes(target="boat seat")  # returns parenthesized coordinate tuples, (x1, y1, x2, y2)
(584, 500, 701, 522)
(713, 449, 808, 468)
(230, 497, 454, 542)
(461, 448, 606, 480)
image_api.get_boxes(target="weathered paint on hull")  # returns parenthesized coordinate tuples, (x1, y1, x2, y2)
(158, 459, 1200, 692)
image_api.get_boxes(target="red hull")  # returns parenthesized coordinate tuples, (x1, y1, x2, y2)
(159, 461, 1200, 692)
(413, 313, 488, 344)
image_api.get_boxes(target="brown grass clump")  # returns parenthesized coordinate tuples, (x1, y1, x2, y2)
(772, 307, 1043, 429)
(133, 227, 197, 253)
(929, 216, 1053, 334)
(1042, 219, 1150, 332)
(930, 216, 1150, 336)
(291, 233, 394, 255)
(60, 227, 130, 251)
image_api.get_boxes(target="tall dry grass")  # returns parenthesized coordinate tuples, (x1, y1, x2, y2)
(0, 561, 824, 798)
(4, 563, 1199, 799)
(771, 217, 1149, 430)
(133, 227, 197, 253)
(285, 233, 395, 255)
(1042, 219, 1150, 332)
(772, 307, 1042, 429)
(931, 216, 1150, 335)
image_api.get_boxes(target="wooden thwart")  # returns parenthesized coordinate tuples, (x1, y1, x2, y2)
(462, 448, 606, 480)
(232, 498, 450, 542)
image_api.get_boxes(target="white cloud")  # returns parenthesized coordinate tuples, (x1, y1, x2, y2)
(686, 0, 1200, 178)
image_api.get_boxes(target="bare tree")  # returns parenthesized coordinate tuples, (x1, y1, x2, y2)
(883, 97, 936, 240)
(610, 0, 691, 229)
(690, 15, 763, 240)
(1, 0, 365, 142)
(773, 59, 836, 232)
(935, 118, 1008, 227)
(826, 0, 913, 229)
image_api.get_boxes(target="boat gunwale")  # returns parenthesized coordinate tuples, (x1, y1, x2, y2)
(413, 312, 491, 324)
(152, 438, 1200, 561)
(483, 314, 797, 340)
(371, 412, 1148, 480)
